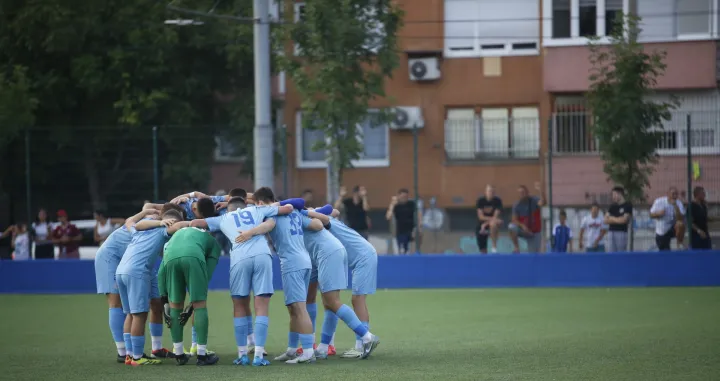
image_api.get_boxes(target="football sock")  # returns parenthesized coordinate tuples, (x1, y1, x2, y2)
(131, 336, 145, 360)
(321, 311, 339, 345)
(336, 305, 368, 338)
(123, 333, 133, 357)
(170, 308, 183, 344)
(149, 323, 163, 351)
(288, 331, 300, 351)
(254, 316, 269, 358)
(299, 334, 315, 357)
(233, 317, 248, 357)
(109, 308, 126, 355)
(194, 308, 209, 346)
(306, 303, 318, 333)
(191, 326, 198, 349)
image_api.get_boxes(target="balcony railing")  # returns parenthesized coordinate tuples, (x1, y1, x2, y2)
(444, 117, 540, 160)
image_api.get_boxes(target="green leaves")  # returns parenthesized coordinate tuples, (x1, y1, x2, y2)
(586, 14, 678, 204)
(276, 0, 404, 174)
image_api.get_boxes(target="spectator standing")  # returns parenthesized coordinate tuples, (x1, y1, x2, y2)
(334, 185, 370, 239)
(579, 202, 608, 252)
(386, 189, 418, 255)
(475, 185, 503, 253)
(93, 210, 124, 246)
(551, 210, 573, 253)
(52, 209, 82, 259)
(508, 182, 545, 253)
(689, 186, 711, 249)
(32, 208, 54, 259)
(605, 187, 633, 252)
(650, 187, 686, 251)
(11, 222, 30, 260)
(301, 189, 314, 208)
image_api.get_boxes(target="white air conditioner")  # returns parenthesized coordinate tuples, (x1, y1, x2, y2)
(408, 57, 441, 81)
(390, 107, 425, 130)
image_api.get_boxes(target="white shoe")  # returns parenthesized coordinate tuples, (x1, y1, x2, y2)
(340, 348, 363, 358)
(274, 350, 298, 361)
(286, 353, 316, 364)
(361, 335, 380, 359)
(490, 247, 498, 253)
(315, 349, 328, 360)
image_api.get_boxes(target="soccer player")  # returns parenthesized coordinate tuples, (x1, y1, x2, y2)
(158, 225, 221, 366)
(190, 194, 293, 366)
(235, 190, 321, 364)
(94, 204, 160, 363)
(116, 207, 188, 366)
(170, 191, 228, 220)
(311, 206, 378, 358)
(298, 206, 381, 360)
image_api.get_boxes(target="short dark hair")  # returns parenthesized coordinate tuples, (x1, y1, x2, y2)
(693, 186, 705, 196)
(301, 189, 313, 196)
(94, 210, 107, 217)
(591, 201, 600, 208)
(612, 186, 625, 195)
(559, 209, 567, 217)
(253, 187, 275, 203)
(161, 203, 185, 219)
(352, 185, 361, 193)
(228, 196, 247, 212)
(162, 209, 183, 221)
(195, 198, 217, 219)
(398, 188, 409, 194)
(229, 188, 247, 199)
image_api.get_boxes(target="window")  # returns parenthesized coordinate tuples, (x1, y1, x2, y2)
(656, 110, 720, 155)
(552, 98, 596, 154)
(605, 0, 623, 35)
(677, 0, 713, 37)
(579, 0, 597, 37)
(295, 110, 390, 168)
(214, 136, 246, 162)
(444, 107, 540, 159)
(552, 0, 571, 38)
(444, 0, 539, 57)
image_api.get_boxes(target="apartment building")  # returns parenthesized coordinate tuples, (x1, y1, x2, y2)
(209, 0, 720, 208)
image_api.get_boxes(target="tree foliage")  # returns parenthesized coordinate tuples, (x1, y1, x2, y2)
(276, 0, 404, 190)
(0, 0, 256, 216)
(586, 14, 678, 204)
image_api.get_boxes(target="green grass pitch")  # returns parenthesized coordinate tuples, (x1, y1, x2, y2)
(1, 288, 719, 381)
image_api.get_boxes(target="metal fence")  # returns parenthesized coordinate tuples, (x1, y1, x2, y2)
(444, 116, 541, 160)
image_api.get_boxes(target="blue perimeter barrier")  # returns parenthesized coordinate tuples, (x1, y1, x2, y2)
(1, 251, 718, 294)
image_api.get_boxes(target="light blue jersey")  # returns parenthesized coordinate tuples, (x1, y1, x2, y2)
(116, 223, 170, 280)
(303, 228, 344, 263)
(205, 205, 279, 267)
(267, 210, 313, 274)
(98, 226, 133, 262)
(327, 217, 376, 268)
(95, 226, 134, 294)
(182, 195, 226, 220)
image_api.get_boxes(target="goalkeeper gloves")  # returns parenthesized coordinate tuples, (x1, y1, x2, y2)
(179, 304, 194, 326)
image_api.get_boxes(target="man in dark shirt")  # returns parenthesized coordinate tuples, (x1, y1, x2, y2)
(386, 189, 417, 254)
(475, 185, 503, 253)
(690, 186, 711, 249)
(604, 186, 633, 252)
(334, 185, 370, 239)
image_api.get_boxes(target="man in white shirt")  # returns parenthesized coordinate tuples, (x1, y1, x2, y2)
(579, 202, 608, 252)
(650, 187, 686, 251)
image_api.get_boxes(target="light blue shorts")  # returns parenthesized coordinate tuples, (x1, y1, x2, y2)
(282, 269, 311, 306)
(310, 248, 348, 293)
(230, 254, 274, 298)
(95, 252, 121, 294)
(116, 274, 159, 314)
(351, 253, 378, 296)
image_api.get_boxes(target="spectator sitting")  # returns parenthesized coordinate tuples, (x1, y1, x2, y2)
(508, 182, 545, 253)
(475, 184, 503, 253)
(385, 188, 418, 255)
(334, 185, 370, 239)
(52, 209, 82, 259)
(650, 187, 686, 251)
(552, 210, 573, 253)
(93, 210, 125, 246)
(11, 222, 30, 261)
(579, 202, 608, 252)
(32, 208, 55, 260)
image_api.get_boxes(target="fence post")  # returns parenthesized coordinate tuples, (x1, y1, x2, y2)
(413, 124, 420, 254)
(24, 127, 32, 257)
(152, 126, 159, 202)
(547, 117, 554, 247)
(686, 113, 692, 248)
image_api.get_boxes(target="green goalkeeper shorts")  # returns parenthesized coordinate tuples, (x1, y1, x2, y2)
(164, 257, 209, 303)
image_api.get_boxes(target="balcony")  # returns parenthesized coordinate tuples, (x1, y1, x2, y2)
(444, 110, 540, 161)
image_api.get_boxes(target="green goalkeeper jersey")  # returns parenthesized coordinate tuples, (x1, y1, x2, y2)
(162, 227, 221, 280)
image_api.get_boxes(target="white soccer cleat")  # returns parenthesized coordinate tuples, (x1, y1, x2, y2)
(285, 353, 316, 364)
(274, 350, 298, 362)
(340, 348, 363, 358)
(361, 335, 380, 359)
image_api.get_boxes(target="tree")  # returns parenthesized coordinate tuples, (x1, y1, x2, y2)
(276, 0, 403, 199)
(586, 14, 678, 250)
(0, 0, 256, 215)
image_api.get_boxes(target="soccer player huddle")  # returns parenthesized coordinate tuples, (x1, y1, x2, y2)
(94, 186, 380, 367)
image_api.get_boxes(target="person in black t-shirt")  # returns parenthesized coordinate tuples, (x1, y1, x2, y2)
(690, 186, 711, 249)
(475, 185, 503, 253)
(604, 186, 633, 252)
(386, 188, 417, 254)
(334, 185, 370, 239)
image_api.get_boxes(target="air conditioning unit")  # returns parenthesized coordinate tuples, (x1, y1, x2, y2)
(408, 57, 441, 81)
(390, 107, 425, 130)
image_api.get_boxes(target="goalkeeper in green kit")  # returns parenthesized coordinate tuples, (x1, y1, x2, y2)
(158, 226, 221, 366)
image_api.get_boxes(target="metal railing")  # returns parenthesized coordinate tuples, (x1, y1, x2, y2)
(444, 117, 540, 160)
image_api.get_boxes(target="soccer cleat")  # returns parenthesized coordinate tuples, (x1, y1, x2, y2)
(197, 353, 220, 366)
(285, 353, 316, 364)
(252, 357, 271, 366)
(175, 353, 190, 366)
(361, 335, 380, 359)
(189, 347, 215, 357)
(315, 349, 329, 360)
(274, 350, 298, 361)
(248, 346, 268, 356)
(295, 343, 317, 355)
(340, 348, 363, 358)
(124, 355, 133, 365)
(328, 345, 336, 356)
(117, 354, 126, 363)
(151, 348, 174, 359)
(130, 354, 162, 366)
(233, 354, 250, 366)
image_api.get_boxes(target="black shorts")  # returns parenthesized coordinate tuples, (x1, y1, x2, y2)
(691, 233, 712, 250)
(655, 223, 676, 251)
(476, 227, 489, 252)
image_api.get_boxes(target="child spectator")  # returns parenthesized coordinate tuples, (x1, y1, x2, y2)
(12, 222, 30, 260)
(552, 210, 573, 253)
